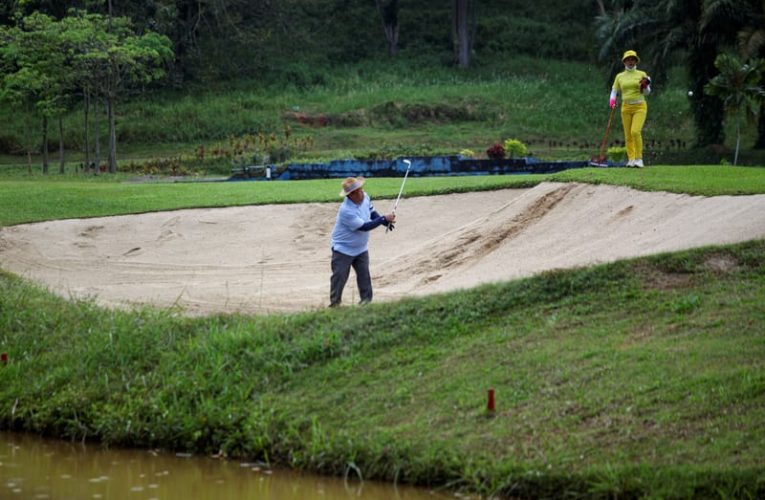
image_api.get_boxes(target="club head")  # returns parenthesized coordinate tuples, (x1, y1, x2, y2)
(403, 159, 411, 168)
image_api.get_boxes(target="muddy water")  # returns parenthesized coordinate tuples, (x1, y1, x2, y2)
(1, 433, 451, 499)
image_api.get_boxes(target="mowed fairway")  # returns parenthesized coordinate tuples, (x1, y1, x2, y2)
(1, 182, 765, 314)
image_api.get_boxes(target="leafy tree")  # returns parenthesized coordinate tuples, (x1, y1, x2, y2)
(0, 12, 73, 174)
(60, 10, 173, 172)
(452, 0, 473, 68)
(704, 53, 765, 165)
(727, 0, 765, 148)
(1, 10, 172, 174)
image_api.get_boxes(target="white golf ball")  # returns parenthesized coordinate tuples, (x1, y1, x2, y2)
(688, 90, 694, 97)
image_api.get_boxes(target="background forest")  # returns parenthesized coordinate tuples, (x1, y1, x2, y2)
(1, 0, 600, 81)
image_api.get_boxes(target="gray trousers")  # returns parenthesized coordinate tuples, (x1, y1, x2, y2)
(330, 249, 372, 306)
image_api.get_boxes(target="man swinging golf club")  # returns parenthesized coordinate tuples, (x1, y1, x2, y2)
(329, 176, 396, 307)
(610, 50, 652, 168)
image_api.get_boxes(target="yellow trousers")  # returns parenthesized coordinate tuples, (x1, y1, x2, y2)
(620, 102, 647, 160)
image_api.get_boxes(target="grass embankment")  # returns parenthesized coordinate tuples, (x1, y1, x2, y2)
(2, 165, 765, 226)
(1, 240, 764, 497)
(1, 56, 711, 170)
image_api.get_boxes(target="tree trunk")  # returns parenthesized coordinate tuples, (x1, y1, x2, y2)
(452, 0, 471, 68)
(375, 0, 399, 56)
(94, 96, 101, 176)
(84, 89, 90, 174)
(688, 43, 725, 147)
(595, 0, 606, 16)
(107, 92, 117, 173)
(106, 0, 117, 174)
(734, 119, 741, 165)
(106, 84, 117, 174)
(58, 116, 65, 174)
(756, 103, 765, 148)
(24, 107, 32, 175)
(42, 115, 49, 175)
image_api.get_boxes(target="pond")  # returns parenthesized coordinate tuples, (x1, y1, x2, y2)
(0, 432, 453, 499)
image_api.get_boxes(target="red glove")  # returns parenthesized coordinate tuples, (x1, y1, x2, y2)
(639, 77, 651, 90)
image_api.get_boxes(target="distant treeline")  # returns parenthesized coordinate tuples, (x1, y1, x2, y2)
(0, 0, 600, 84)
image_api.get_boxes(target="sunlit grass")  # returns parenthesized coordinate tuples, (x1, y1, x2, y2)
(2, 166, 764, 226)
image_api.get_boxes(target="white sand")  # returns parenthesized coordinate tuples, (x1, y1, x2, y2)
(2, 182, 765, 316)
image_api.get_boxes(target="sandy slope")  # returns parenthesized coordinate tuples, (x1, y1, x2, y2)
(2, 182, 765, 315)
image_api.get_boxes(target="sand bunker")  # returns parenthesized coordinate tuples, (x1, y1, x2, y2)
(2, 182, 765, 315)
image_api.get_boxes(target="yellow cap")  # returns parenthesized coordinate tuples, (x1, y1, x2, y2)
(622, 50, 640, 63)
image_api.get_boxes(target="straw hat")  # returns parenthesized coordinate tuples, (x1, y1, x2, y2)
(339, 176, 365, 197)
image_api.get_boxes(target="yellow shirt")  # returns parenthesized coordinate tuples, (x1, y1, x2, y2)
(612, 69, 649, 104)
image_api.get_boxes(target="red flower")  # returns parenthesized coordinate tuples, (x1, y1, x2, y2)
(486, 143, 506, 159)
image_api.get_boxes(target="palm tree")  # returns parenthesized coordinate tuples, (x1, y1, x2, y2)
(728, 0, 765, 147)
(704, 53, 765, 165)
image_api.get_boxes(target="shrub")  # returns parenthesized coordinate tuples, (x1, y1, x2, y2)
(486, 143, 506, 159)
(607, 146, 628, 162)
(503, 138, 528, 158)
(459, 148, 476, 158)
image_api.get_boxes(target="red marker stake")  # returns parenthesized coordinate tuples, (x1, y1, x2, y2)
(487, 388, 495, 412)
(1, 352, 7, 365)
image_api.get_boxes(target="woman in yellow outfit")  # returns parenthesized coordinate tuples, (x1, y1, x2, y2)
(610, 50, 652, 167)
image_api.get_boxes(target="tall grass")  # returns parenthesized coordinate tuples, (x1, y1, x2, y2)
(1, 240, 764, 497)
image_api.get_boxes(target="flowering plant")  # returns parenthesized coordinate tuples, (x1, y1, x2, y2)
(486, 143, 506, 159)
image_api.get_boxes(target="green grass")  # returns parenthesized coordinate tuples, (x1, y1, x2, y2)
(1, 240, 763, 497)
(2, 55, 765, 497)
(1, 166, 764, 226)
(0, 56, 724, 168)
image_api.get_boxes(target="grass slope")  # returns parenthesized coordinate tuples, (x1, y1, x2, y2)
(1, 57, 696, 160)
(1, 240, 764, 497)
(1, 165, 765, 226)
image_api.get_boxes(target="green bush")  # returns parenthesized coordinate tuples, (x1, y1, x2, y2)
(503, 138, 528, 158)
(607, 146, 628, 162)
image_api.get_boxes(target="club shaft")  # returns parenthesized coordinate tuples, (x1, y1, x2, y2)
(392, 168, 410, 214)
(386, 160, 411, 233)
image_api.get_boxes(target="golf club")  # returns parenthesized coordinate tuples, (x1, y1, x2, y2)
(589, 104, 617, 167)
(386, 159, 411, 233)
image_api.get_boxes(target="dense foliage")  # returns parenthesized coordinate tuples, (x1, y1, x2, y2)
(2, 0, 600, 83)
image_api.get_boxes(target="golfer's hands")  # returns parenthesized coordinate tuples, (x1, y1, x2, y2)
(384, 213, 396, 231)
(609, 97, 616, 109)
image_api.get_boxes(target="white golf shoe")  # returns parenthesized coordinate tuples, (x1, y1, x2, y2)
(634, 159, 644, 168)
(626, 159, 635, 167)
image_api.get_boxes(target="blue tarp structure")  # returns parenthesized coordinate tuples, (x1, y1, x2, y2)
(230, 156, 599, 181)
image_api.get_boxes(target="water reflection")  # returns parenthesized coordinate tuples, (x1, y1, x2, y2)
(1, 432, 451, 499)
